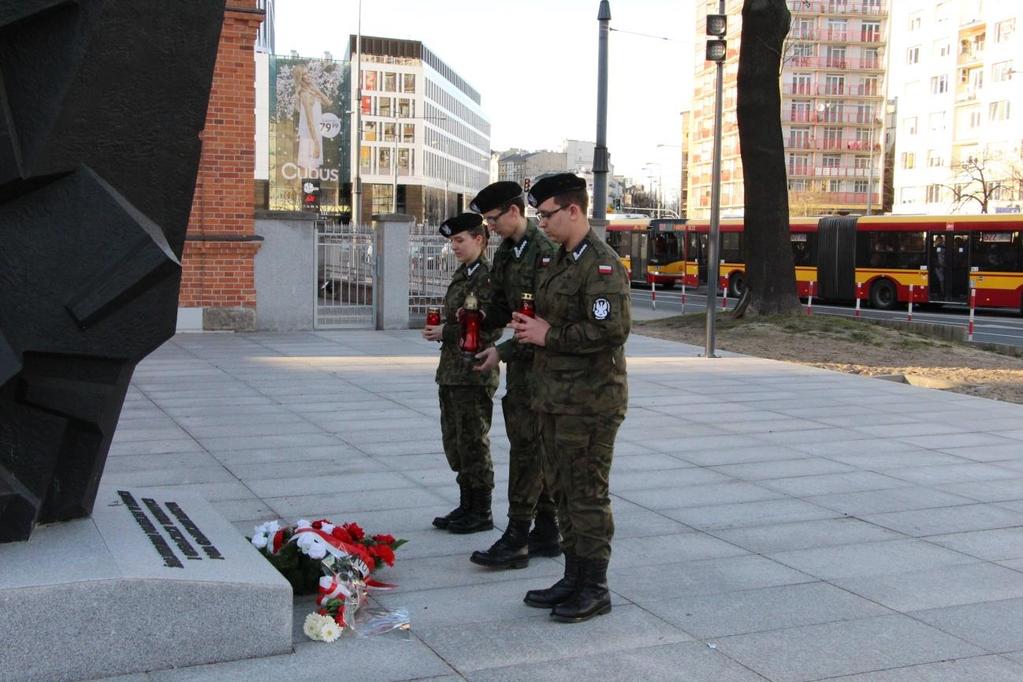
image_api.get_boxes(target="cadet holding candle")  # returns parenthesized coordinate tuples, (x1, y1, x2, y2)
(422, 212, 500, 534)
(469, 181, 560, 571)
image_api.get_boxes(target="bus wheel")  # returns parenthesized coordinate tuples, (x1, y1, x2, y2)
(660, 279, 675, 290)
(728, 273, 746, 299)
(870, 279, 897, 310)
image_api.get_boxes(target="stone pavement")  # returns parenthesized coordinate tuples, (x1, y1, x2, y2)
(97, 328, 1023, 681)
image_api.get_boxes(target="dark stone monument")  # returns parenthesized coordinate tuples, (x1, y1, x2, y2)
(0, 0, 227, 542)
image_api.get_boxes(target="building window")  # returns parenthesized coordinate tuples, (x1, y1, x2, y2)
(902, 152, 916, 169)
(826, 46, 847, 69)
(826, 19, 847, 40)
(788, 127, 812, 149)
(790, 100, 812, 122)
(908, 14, 922, 31)
(927, 150, 944, 167)
(969, 109, 982, 128)
(993, 60, 1014, 82)
(383, 72, 397, 92)
(926, 184, 943, 203)
(997, 19, 1015, 43)
(934, 41, 950, 57)
(828, 179, 842, 193)
(792, 73, 813, 95)
(928, 111, 946, 131)
(854, 155, 871, 170)
(930, 74, 948, 94)
(823, 154, 841, 169)
(854, 180, 869, 194)
(825, 74, 845, 95)
(823, 127, 843, 149)
(861, 21, 881, 42)
(989, 100, 1012, 121)
(904, 117, 918, 135)
(907, 46, 920, 64)
(402, 74, 416, 93)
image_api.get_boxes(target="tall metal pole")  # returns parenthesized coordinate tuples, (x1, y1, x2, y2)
(592, 0, 611, 221)
(352, 0, 363, 226)
(705, 0, 725, 358)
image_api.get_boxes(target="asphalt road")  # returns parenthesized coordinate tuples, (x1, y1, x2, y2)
(629, 286, 1023, 348)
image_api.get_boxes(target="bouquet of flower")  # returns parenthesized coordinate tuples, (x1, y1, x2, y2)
(250, 518, 406, 595)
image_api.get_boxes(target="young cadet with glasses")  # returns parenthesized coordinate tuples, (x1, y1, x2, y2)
(509, 173, 631, 623)
(467, 181, 560, 570)
(423, 213, 501, 534)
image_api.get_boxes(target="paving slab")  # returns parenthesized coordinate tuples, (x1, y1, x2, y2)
(50, 328, 1023, 681)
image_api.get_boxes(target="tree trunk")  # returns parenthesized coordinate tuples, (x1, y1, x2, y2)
(737, 0, 800, 316)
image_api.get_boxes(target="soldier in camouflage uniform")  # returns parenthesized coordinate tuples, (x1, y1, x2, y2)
(510, 174, 630, 623)
(423, 213, 501, 534)
(466, 181, 560, 570)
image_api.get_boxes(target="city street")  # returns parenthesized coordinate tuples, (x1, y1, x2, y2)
(629, 287, 1023, 348)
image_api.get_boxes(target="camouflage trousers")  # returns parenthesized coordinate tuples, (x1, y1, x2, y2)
(439, 384, 495, 491)
(502, 382, 556, 523)
(540, 411, 625, 562)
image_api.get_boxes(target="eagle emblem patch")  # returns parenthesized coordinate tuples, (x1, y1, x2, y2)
(592, 297, 611, 320)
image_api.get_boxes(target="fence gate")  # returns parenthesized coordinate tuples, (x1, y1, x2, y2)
(315, 218, 375, 329)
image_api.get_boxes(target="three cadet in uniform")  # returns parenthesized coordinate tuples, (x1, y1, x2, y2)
(509, 173, 631, 623)
(423, 213, 501, 534)
(468, 181, 560, 569)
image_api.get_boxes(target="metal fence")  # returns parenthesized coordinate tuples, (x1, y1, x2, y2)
(409, 223, 498, 325)
(315, 218, 375, 329)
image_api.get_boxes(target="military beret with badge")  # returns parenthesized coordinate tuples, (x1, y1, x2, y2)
(526, 173, 587, 207)
(439, 212, 484, 237)
(470, 181, 523, 214)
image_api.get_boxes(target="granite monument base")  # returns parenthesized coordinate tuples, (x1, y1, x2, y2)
(0, 487, 292, 681)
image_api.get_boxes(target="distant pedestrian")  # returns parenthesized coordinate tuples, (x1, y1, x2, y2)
(468, 181, 561, 570)
(423, 213, 500, 534)
(511, 173, 631, 622)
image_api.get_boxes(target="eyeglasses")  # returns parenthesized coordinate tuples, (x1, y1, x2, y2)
(483, 205, 511, 225)
(535, 205, 568, 221)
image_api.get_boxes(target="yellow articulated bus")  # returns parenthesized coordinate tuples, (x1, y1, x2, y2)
(681, 214, 1023, 311)
(605, 217, 688, 288)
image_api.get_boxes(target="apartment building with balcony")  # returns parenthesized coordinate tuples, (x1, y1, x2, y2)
(687, 0, 889, 218)
(891, 1, 1023, 214)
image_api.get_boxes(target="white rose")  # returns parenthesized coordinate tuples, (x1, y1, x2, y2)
(296, 519, 312, 528)
(319, 620, 342, 642)
(320, 523, 335, 533)
(307, 543, 327, 560)
(250, 533, 268, 549)
(319, 576, 334, 590)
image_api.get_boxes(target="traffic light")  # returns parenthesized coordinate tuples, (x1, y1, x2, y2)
(302, 179, 320, 212)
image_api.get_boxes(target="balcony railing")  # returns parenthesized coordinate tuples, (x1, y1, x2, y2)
(786, 164, 877, 178)
(786, 56, 884, 70)
(788, 1, 888, 17)
(789, 29, 883, 43)
(783, 110, 880, 124)
(785, 138, 881, 152)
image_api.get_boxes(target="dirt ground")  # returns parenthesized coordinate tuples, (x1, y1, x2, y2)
(634, 313, 1023, 405)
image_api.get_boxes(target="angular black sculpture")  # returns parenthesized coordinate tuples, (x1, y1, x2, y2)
(0, 0, 227, 542)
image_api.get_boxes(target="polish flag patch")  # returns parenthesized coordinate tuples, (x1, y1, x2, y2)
(598, 264, 613, 275)
(541, 256, 551, 267)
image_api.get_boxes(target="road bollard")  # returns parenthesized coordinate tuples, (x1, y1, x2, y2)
(854, 282, 861, 319)
(908, 284, 914, 322)
(968, 287, 976, 341)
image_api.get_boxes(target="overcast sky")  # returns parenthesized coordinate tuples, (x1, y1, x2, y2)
(274, 0, 694, 194)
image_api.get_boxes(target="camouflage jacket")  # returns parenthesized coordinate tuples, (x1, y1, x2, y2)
(532, 229, 630, 415)
(483, 221, 558, 380)
(436, 256, 500, 389)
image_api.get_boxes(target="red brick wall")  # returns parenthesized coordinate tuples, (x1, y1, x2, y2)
(179, 2, 264, 320)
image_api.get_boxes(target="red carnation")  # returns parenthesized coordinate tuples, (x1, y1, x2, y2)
(342, 522, 365, 541)
(373, 534, 396, 545)
(370, 544, 395, 566)
(331, 526, 352, 543)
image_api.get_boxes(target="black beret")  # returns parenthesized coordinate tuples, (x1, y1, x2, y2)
(439, 212, 483, 237)
(527, 173, 587, 207)
(470, 181, 523, 214)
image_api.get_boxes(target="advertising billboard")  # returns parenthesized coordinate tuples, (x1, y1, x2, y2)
(269, 56, 347, 212)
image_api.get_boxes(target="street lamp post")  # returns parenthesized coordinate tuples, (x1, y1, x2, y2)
(352, 0, 363, 226)
(705, 5, 727, 358)
(593, 0, 611, 222)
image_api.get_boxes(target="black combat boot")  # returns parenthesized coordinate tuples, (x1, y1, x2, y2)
(432, 482, 471, 529)
(523, 552, 578, 608)
(551, 558, 611, 623)
(469, 519, 530, 569)
(448, 487, 494, 534)
(527, 511, 562, 557)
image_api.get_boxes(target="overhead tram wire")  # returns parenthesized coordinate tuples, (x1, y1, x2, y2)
(608, 27, 679, 42)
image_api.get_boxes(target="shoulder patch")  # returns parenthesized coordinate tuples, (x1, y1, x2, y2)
(598, 264, 612, 275)
(592, 297, 611, 320)
(540, 256, 551, 268)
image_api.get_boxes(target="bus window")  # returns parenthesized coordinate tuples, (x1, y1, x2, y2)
(721, 232, 743, 263)
(650, 233, 681, 264)
(791, 233, 816, 266)
(606, 230, 622, 255)
(864, 231, 925, 269)
(972, 231, 1021, 272)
